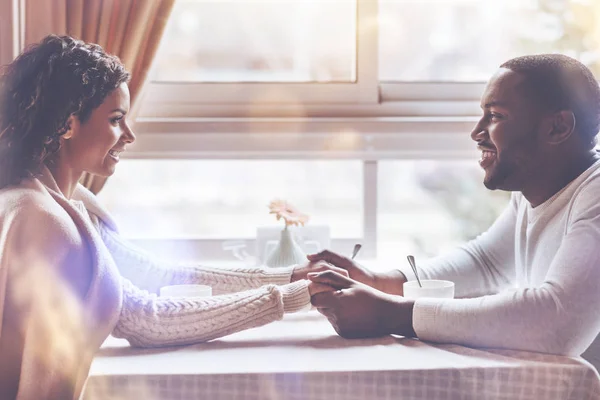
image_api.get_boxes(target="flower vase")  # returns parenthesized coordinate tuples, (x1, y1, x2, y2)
(265, 226, 306, 268)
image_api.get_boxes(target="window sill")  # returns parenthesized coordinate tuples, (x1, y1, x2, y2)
(129, 116, 480, 159)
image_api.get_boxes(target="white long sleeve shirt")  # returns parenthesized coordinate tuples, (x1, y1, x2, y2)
(403, 159, 600, 370)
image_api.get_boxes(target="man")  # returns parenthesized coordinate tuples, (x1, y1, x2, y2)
(307, 54, 600, 370)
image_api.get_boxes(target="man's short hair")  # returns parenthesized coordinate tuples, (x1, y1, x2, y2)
(500, 54, 600, 146)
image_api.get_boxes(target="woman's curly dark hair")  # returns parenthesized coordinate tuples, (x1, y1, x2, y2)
(0, 34, 130, 189)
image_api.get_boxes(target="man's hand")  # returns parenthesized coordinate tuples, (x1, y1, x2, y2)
(307, 250, 407, 295)
(291, 260, 349, 282)
(309, 271, 416, 339)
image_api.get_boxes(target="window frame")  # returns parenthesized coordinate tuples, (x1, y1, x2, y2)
(135, 0, 490, 160)
(140, 0, 379, 115)
(138, 0, 491, 120)
(127, 116, 480, 159)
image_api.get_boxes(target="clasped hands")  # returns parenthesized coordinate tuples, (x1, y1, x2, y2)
(291, 250, 416, 339)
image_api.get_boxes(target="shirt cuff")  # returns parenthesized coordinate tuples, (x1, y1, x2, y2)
(412, 298, 449, 341)
(279, 279, 311, 313)
(259, 265, 296, 286)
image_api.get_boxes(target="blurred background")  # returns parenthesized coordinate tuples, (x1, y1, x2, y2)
(95, 0, 599, 265)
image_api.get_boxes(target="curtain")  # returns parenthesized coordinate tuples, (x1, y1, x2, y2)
(24, 0, 176, 194)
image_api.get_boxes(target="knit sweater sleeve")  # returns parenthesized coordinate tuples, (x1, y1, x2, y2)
(398, 194, 518, 298)
(112, 277, 310, 347)
(96, 219, 294, 295)
(412, 190, 600, 356)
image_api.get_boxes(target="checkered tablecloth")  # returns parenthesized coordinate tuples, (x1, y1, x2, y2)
(84, 311, 600, 400)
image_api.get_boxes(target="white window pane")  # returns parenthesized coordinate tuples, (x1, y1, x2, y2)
(379, 0, 600, 81)
(98, 160, 362, 239)
(154, 0, 357, 83)
(378, 160, 510, 261)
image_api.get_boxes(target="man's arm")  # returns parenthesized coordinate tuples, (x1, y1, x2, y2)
(308, 194, 519, 297)
(411, 200, 600, 356)
(402, 194, 519, 298)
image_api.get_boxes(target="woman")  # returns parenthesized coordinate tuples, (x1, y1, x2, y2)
(0, 35, 338, 400)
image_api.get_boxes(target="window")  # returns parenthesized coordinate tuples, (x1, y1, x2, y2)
(155, 0, 357, 83)
(140, 0, 600, 118)
(100, 158, 513, 264)
(142, 0, 376, 110)
(379, 0, 600, 82)
(378, 160, 510, 262)
(115, 1, 599, 262)
(99, 160, 362, 239)
(99, 159, 365, 261)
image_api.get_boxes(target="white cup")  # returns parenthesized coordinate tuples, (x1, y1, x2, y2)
(403, 280, 455, 300)
(159, 284, 212, 298)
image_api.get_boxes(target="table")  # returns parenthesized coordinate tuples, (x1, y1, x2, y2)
(84, 311, 600, 400)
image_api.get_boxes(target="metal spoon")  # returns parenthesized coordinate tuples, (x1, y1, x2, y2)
(407, 255, 422, 288)
(351, 243, 362, 260)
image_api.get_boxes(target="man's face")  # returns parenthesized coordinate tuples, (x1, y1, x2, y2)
(471, 68, 546, 191)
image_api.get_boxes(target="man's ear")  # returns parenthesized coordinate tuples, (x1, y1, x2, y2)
(546, 110, 576, 145)
(62, 115, 79, 140)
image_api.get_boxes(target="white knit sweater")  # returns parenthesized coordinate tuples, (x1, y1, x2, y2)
(400, 159, 600, 370)
(0, 167, 310, 400)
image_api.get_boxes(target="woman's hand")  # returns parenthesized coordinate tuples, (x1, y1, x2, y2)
(306, 250, 407, 295)
(291, 260, 349, 283)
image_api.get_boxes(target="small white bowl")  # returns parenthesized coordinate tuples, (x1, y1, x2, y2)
(403, 280, 454, 300)
(159, 284, 212, 298)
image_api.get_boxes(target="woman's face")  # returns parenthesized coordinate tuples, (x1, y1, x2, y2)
(61, 83, 135, 177)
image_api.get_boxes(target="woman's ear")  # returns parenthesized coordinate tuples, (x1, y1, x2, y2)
(62, 115, 79, 140)
(547, 110, 576, 145)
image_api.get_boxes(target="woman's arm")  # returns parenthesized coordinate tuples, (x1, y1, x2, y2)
(97, 220, 296, 295)
(80, 185, 305, 295)
(113, 277, 310, 347)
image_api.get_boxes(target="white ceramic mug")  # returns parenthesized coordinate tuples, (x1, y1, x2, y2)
(159, 284, 212, 298)
(403, 280, 454, 300)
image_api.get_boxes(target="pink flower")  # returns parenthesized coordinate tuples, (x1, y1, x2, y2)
(268, 199, 309, 227)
